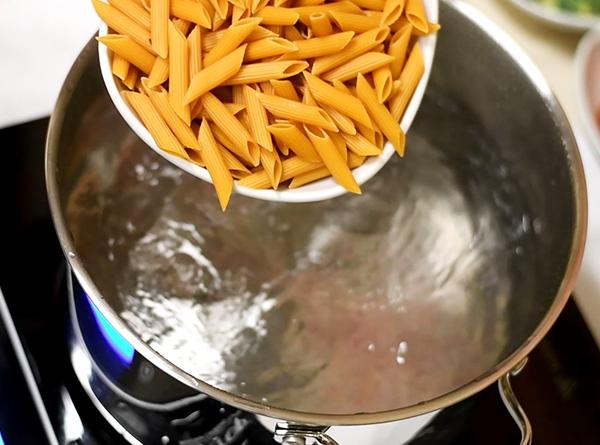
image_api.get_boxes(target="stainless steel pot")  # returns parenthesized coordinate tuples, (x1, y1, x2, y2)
(46, 1, 587, 444)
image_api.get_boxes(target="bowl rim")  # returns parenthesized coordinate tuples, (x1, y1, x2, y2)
(575, 25, 600, 159)
(47, 0, 587, 426)
(97, 2, 439, 203)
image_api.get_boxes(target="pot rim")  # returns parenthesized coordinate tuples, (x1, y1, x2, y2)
(45, 0, 587, 426)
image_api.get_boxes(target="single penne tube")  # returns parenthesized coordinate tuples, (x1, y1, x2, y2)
(390, 44, 424, 121)
(168, 22, 191, 124)
(388, 24, 412, 77)
(243, 86, 274, 151)
(304, 125, 360, 193)
(255, 6, 300, 25)
(221, 60, 308, 85)
(201, 92, 257, 164)
(322, 104, 357, 135)
(98, 35, 155, 74)
(311, 27, 389, 75)
(356, 73, 405, 154)
(170, 0, 212, 27)
(122, 66, 139, 89)
(111, 53, 130, 80)
(142, 79, 201, 149)
(405, 0, 429, 34)
(188, 25, 203, 79)
(279, 31, 354, 59)
(341, 132, 383, 156)
(288, 166, 330, 188)
(197, 119, 233, 210)
(147, 56, 169, 86)
(122, 91, 189, 158)
(309, 12, 333, 36)
(184, 44, 246, 104)
(244, 37, 298, 61)
(267, 122, 321, 162)
(321, 52, 395, 82)
(92, 0, 153, 52)
(302, 72, 371, 127)
(258, 93, 338, 131)
(372, 66, 393, 102)
(348, 0, 385, 10)
(381, 0, 405, 26)
(328, 11, 380, 33)
(108, 0, 151, 28)
(269, 79, 300, 101)
(259, 147, 282, 188)
(292, 1, 362, 25)
(202, 26, 276, 52)
(203, 17, 262, 66)
(151, 0, 169, 58)
(199, 102, 245, 118)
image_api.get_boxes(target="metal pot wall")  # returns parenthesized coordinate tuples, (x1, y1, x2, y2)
(46, 1, 587, 444)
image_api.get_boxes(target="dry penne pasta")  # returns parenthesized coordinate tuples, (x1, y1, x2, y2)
(356, 73, 405, 154)
(95, 0, 437, 203)
(321, 52, 395, 82)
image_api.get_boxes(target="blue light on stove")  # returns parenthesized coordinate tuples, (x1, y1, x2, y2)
(86, 295, 135, 365)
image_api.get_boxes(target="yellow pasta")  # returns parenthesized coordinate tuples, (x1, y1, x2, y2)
(243, 86, 274, 150)
(185, 44, 246, 103)
(269, 79, 300, 101)
(389, 24, 412, 77)
(304, 125, 360, 193)
(381, 0, 405, 26)
(197, 119, 233, 210)
(390, 43, 424, 121)
(321, 52, 395, 82)
(267, 122, 321, 162)
(280, 31, 354, 59)
(151, 0, 169, 58)
(203, 17, 262, 66)
(255, 7, 299, 25)
(96, 0, 437, 201)
(309, 12, 332, 36)
(356, 73, 405, 154)
(142, 79, 200, 149)
(170, 0, 212, 28)
(258, 93, 337, 131)
(123, 91, 189, 158)
(201, 92, 258, 164)
(93, 0, 153, 52)
(328, 11, 379, 33)
(405, 0, 429, 34)
(108, 0, 151, 28)
(372, 66, 392, 102)
(244, 37, 298, 61)
(222, 61, 308, 85)
(98, 35, 155, 74)
(312, 27, 389, 75)
(303, 72, 371, 127)
(112, 54, 130, 81)
(168, 21, 191, 124)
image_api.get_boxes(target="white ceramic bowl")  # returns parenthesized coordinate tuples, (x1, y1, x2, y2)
(575, 24, 600, 160)
(98, 3, 438, 203)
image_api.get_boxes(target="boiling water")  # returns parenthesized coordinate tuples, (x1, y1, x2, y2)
(66, 93, 536, 415)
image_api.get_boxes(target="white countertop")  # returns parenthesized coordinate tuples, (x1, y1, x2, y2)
(2, 0, 599, 344)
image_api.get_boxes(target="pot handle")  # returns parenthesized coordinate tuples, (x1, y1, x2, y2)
(498, 358, 532, 445)
(275, 423, 339, 445)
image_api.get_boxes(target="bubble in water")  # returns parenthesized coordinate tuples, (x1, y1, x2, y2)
(161, 436, 170, 444)
(515, 246, 524, 256)
(261, 397, 269, 403)
(240, 381, 247, 387)
(67, 252, 75, 258)
(367, 343, 376, 352)
(219, 407, 227, 414)
(396, 341, 408, 365)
